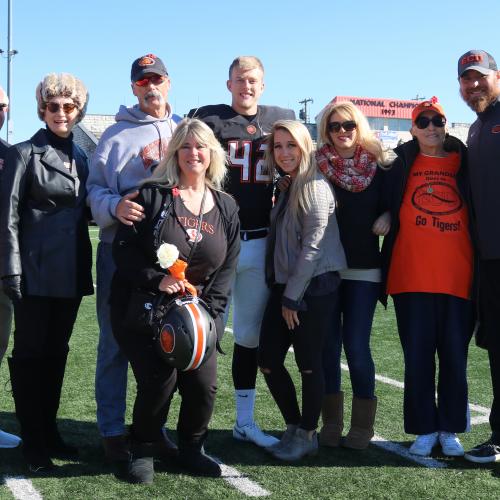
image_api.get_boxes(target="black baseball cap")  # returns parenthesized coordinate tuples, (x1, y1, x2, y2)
(131, 54, 168, 82)
(458, 50, 497, 77)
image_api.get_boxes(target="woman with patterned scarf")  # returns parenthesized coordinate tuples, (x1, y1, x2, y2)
(316, 101, 390, 450)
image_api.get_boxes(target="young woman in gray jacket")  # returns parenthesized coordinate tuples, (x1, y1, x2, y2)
(258, 120, 346, 462)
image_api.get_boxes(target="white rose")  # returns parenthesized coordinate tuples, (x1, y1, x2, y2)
(157, 243, 179, 269)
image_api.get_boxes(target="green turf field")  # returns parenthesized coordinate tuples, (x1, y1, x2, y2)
(1, 226, 500, 499)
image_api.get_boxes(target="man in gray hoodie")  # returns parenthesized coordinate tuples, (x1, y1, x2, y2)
(87, 54, 181, 462)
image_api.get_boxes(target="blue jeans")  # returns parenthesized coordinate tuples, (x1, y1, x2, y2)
(95, 242, 128, 437)
(323, 280, 379, 398)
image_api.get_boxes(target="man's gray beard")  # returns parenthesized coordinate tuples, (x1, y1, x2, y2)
(462, 88, 500, 113)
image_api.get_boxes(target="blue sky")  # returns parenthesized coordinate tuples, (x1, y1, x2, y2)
(0, 0, 499, 143)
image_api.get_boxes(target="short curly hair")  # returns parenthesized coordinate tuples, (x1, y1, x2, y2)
(36, 73, 88, 123)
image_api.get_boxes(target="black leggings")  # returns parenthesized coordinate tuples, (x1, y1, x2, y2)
(111, 303, 217, 444)
(258, 286, 336, 431)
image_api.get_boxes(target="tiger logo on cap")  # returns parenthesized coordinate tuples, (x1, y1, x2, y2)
(138, 54, 157, 67)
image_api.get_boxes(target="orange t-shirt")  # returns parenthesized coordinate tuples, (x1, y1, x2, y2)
(387, 152, 473, 299)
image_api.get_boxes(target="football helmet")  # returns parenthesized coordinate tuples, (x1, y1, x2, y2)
(154, 295, 216, 371)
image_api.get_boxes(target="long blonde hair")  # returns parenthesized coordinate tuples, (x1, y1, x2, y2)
(265, 120, 317, 220)
(318, 101, 388, 165)
(146, 118, 227, 190)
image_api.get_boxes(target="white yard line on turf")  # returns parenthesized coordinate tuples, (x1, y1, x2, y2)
(217, 461, 270, 497)
(471, 415, 490, 425)
(4, 477, 42, 500)
(371, 436, 447, 469)
(339, 362, 491, 418)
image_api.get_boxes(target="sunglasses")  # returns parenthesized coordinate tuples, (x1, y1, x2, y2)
(0, 103, 7, 111)
(45, 102, 78, 114)
(328, 120, 357, 133)
(134, 75, 167, 87)
(415, 115, 446, 129)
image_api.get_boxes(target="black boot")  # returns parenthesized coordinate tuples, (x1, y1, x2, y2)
(152, 428, 178, 461)
(128, 440, 155, 484)
(42, 355, 78, 460)
(178, 436, 221, 478)
(8, 357, 54, 473)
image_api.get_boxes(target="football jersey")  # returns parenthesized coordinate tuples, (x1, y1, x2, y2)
(188, 104, 295, 230)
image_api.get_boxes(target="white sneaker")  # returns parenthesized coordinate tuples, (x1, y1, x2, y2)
(439, 432, 464, 456)
(233, 422, 279, 448)
(0, 429, 22, 449)
(409, 432, 438, 456)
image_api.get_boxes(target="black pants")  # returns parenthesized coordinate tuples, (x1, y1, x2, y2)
(12, 295, 82, 359)
(258, 286, 336, 431)
(479, 259, 500, 436)
(111, 305, 217, 444)
(9, 295, 82, 453)
(393, 292, 473, 434)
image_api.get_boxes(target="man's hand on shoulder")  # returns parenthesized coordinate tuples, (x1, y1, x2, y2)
(115, 191, 145, 226)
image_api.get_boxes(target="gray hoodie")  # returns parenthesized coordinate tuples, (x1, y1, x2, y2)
(87, 104, 181, 243)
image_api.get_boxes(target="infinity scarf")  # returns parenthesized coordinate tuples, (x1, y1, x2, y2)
(315, 144, 377, 192)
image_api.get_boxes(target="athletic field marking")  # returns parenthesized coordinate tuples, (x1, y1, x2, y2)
(339, 363, 491, 418)
(469, 402, 490, 414)
(471, 415, 490, 425)
(4, 476, 42, 500)
(371, 436, 447, 469)
(179, 333, 268, 499)
(215, 459, 270, 497)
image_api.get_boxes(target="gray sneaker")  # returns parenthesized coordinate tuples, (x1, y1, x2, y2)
(273, 428, 319, 462)
(266, 425, 298, 455)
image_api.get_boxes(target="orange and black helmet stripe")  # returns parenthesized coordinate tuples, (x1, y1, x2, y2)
(184, 302, 207, 371)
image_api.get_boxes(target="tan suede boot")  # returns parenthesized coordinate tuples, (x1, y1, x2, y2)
(341, 396, 377, 450)
(319, 392, 344, 447)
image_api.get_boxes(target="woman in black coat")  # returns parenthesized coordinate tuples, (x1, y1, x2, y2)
(110, 118, 240, 484)
(0, 73, 93, 472)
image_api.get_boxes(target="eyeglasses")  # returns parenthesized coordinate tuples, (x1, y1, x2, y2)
(0, 103, 7, 111)
(45, 102, 78, 114)
(327, 120, 357, 133)
(414, 115, 446, 129)
(134, 75, 167, 87)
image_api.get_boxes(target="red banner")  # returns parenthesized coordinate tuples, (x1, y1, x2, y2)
(332, 96, 420, 119)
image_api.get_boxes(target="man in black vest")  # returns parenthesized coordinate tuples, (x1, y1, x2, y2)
(458, 50, 500, 463)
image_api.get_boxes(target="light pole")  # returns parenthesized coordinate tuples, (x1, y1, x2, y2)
(299, 98, 313, 124)
(6, 0, 18, 143)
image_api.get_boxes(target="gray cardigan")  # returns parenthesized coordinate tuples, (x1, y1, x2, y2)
(270, 170, 346, 305)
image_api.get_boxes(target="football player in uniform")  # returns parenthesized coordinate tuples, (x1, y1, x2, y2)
(189, 56, 295, 448)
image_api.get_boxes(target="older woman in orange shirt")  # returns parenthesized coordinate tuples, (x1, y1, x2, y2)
(382, 97, 474, 458)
